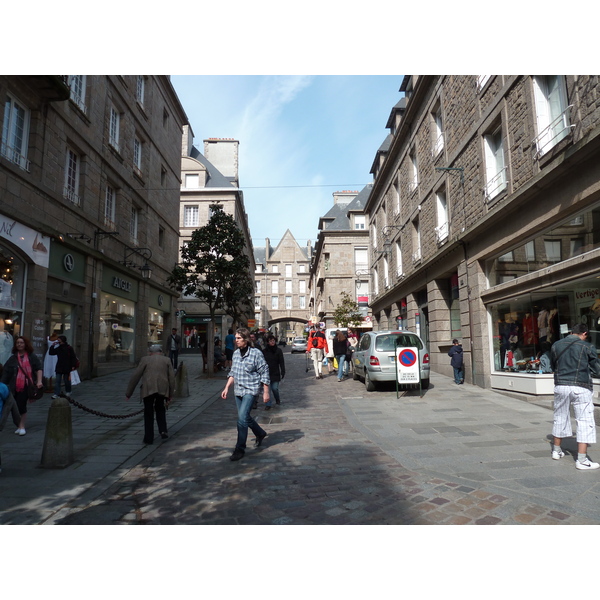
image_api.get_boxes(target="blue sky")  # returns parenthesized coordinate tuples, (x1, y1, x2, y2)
(171, 75, 403, 248)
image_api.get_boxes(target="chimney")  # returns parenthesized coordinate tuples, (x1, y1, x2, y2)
(182, 124, 194, 157)
(265, 237, 270, 261)
(332, 190, 359, 205)
(203, 138, 239, 187)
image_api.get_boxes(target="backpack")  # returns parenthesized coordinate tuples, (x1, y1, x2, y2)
(312, 337, 319, 347)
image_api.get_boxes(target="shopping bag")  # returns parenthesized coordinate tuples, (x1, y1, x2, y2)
(70, 370, 81, 386)
(333, 357, 338, 369)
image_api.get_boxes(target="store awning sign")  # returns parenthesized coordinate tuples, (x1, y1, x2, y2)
(0, 213, 50, 268)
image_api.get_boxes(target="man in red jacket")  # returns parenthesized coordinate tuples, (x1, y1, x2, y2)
(307, 325, 327, 379)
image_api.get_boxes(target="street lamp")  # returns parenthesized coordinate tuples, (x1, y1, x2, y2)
(121, 246, 153, 280)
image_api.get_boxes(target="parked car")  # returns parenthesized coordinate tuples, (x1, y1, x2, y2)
(352, 330, 430, 391)
(291, 337, 308, 353)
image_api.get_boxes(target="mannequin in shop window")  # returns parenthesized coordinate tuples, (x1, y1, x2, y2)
(522, 312, 539, 346)
(548, 308, 559, 343)
(538, 307, 550, 342)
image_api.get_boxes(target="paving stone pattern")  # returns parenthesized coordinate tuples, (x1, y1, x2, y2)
(2, 352, 600, 525)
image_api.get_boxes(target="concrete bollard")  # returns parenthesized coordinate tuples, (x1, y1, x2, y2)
(174, 361, 190, 398)
(40, 396, 74, 468)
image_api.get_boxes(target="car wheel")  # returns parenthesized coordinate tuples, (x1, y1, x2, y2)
(421, 377, 430, 389)
(364, 370, 376, 392)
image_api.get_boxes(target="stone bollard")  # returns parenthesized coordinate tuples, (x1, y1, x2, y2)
(174, 361, 190, 398)
(40, 396, 74, 468)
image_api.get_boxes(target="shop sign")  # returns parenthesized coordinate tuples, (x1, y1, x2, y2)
(0, 212, 50, 268)
(112, 276, 132, 293)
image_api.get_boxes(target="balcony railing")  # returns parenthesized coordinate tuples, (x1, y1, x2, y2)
(63, 186, 81, 206)
(412, 249, 421, 263)
(484, 166, 508, 201)
(435, 221, 449, 243)
(532, 105, 575, 159)
(1, 141, 30, 171)
(432, 132, 444, 157)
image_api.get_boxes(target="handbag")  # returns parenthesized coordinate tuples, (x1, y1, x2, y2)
(18, 364, 44, 401)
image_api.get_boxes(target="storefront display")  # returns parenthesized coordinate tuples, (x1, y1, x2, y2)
(0, 244, 25, 363)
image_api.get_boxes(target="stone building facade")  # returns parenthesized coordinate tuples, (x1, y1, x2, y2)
(254, 231, 312, 340)
(177, 128, 255, 349)
(0, 75, 187, 377)
(310, 188, 373, 330)
(366, 75, 600, 395)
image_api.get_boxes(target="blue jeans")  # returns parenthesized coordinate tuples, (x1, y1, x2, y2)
(336, 355, 347, 380)
(54, 372, 72, 396)
(265, 381, 280, 406)
(453, 366, 463, 384)
(235, 393, 266, 452)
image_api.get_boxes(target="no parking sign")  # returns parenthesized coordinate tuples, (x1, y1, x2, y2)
(396, 347, 420, 384)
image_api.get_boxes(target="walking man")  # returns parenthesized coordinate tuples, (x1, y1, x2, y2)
(262, 333, 285, 409)
(307, 325, 327, 379)
(125, 345, 175, 445)
(448, 339, 464, 384)
(550, 323, 600, 470)
(167, 328, 181, 370)
(221, 328, 270, 461)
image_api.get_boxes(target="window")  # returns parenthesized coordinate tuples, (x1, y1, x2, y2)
(255, 280, 261, 293)
(109, 106, 120, 151)
(532, 76, 571, 158)
(477, 75, 491, 91)
(435, 190, 449, 242)
(299, 296, 306, 309)
(184, 205, 198, 228)
(67, 76, 87, 113)
(394, 175, 401, 215)
(2, 94, 30, 170)
(104, 185, 116, 229)
(185, 174, 199, 188)
(570, 238, 584, 257)
(396, 242, 403, 277)
(255, 296, 260, 308)
(272, 265, 279, 273)
(64, 147, 81, 205)
(285, 296, 292, 309)
(373, 266, 379, 296)
(285, 264, 292, 277)
(355, 247, 368, 272)
(525, 241, 536, 262)
(544, 239, 561, 263)
(133, 137, 142, 176)
(271, 280, 279, 294)
(354, 215, 366, 230)
(158, 226, 164, 248)
(136, 76, 145, 106)
(383, 255, 389, 288)
(285, 280, 292, 293)
(271, 296, 278, 309)
(371, 224, 377, 249)
(163, 108, 169, 127)
(130, 206, 139, 243)
(432, 106, 444, 156)
(299, 280, 306, 294)
(484, 126, 506, 200)
(409, 151, 418, 193)
(298, 264, 306, 273)
(412, 218, 421, 262)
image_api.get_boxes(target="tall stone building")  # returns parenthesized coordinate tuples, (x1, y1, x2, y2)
(309, 187, 373, 330)
(254, 231, 312, 340)
(0, 75, 187, 376)
(366, 75, 600, 395)
(178, 127, 255, 349)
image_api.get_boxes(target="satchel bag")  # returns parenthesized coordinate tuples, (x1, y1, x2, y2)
(18, 363, 44, 401)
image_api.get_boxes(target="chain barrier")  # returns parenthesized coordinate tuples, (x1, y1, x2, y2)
(60, 394, 144, 419)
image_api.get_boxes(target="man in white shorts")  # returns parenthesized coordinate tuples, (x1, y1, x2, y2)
(551, 323, 600, 470)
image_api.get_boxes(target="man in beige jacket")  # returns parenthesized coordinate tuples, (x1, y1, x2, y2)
(126, 345, 175, 445)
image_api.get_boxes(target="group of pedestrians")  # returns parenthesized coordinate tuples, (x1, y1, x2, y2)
(307, 325, 357, 381)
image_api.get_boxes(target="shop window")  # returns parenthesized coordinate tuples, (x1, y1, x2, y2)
(148, 308, 164, 347)
(98, 294, 136, 364)
(486, 201, 600, 287)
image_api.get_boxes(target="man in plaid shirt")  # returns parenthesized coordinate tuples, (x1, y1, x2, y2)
(221, 328, 270, 461)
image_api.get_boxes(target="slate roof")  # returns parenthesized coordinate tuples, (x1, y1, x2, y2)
(318, 184, 371, 231)
(189, 146, 236, 188)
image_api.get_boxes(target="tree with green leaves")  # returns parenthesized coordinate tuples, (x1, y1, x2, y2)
(168, 203, 253, 377)
(332, 291, 363, 328)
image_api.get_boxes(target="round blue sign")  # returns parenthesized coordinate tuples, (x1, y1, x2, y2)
(398, 349, 417, 367)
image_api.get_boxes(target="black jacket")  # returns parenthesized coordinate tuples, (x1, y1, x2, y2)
(49, 343, 78, 374)
(448, 345, 464, 368)
(1, 352, 43, 394)
(551, 335, 600, 391)
(262, 345, 285, 382)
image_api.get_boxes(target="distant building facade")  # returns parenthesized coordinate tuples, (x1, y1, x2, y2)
(254, 231, 312, 340)
(0, 75, 187, 376)
(177, 128, 255, 349)
(309, 188, 373, 331)
(365, 75, 600, 395)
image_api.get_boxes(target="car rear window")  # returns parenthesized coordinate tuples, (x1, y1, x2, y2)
(375, 334, 423, 351)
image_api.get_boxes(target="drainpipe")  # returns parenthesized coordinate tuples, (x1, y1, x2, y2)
(459, 240, 476, 386)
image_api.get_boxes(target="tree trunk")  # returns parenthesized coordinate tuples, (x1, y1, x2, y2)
(205, 315, 216, 378)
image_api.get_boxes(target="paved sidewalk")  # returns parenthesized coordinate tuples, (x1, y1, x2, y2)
(3, 351, 600, 525)
(0, 357, 225, 524)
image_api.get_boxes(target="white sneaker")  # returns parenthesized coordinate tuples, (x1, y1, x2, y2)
(575, 458, 600, 470)
(51, 394, 58, 399)
(552, 449, 565, 460)
(17, 429, 26, 436)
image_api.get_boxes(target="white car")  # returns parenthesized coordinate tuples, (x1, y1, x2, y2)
(352, 330, 430, 391)
(291, 337, 308, 353)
